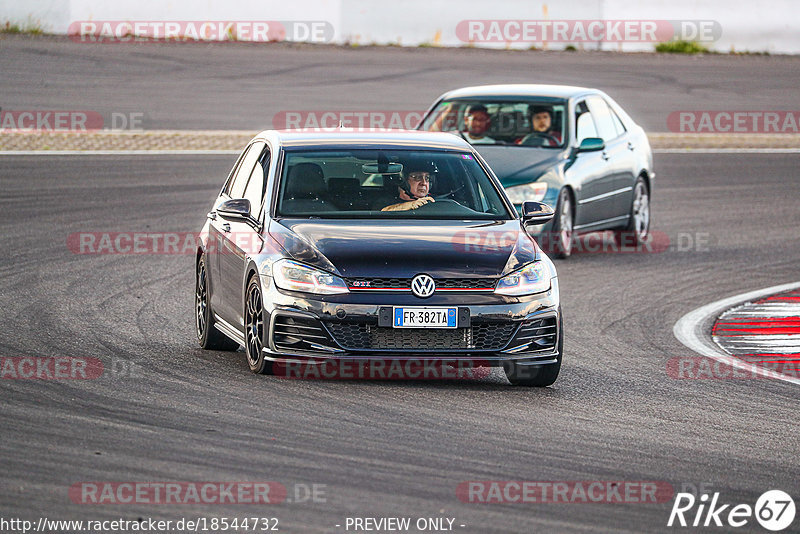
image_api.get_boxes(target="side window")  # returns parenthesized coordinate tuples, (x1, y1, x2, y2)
(227, 142, 263, 198)
(242, 147, 271, 216)
(609, 106, 627, 137)
(222, 150, 247, 194)
(586, 97, 619, 142)
(575, 101, 598, 143)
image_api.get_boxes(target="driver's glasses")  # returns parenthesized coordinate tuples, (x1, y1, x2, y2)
(408, 172, 431, 184)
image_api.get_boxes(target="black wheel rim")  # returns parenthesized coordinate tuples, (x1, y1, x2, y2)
(245, 283, 264, 365)
(195, 261, 207, 339)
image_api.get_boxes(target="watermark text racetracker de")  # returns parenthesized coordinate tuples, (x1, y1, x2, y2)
(1, 356, 103, 380)
(668, 111, 800, 133)
(666, 357, 799, 379)
(70, 481, 326, 505)
(456, 20, 721, 43)
(0, 109, 145, 132)
(274, 358, 493, 380)
(68, 20, 334, 43)
(0, 356, 142, 380)
(273, 110, 425, 131)
(68, 230, 715, 256)
(457, 480, 674, 503)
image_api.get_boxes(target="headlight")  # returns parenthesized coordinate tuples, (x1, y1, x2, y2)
(272, 259, 349, 295)
(494, 262, 550, 296)
(505, 182, 548, 204)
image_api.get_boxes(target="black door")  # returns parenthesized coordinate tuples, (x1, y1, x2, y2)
(217, 142, 270, 330)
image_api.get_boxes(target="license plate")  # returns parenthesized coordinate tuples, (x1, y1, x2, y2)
(392, 307, 457, 328)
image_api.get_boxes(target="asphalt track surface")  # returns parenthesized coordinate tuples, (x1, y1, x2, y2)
(2, 35, 800, 131)
(1, 37, 800, 533)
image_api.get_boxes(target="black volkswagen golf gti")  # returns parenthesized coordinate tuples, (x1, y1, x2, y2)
(195, 130, 562, 386)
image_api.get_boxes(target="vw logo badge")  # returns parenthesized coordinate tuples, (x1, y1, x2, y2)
(411, 274, 435, 298)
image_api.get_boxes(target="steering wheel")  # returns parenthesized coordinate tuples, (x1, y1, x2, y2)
(433, 184, 466, 200)
(411, 198, 475, 214)
(520, 132, 559, 146)
(400, 198, 494, 218)
(420, 198, 461, 208)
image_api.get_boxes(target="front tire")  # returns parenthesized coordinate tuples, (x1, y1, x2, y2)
(548, 188, 574, 259)
(614, 177, 650, 246)
(503, 312, 563, 387)
(245, 276, 272, 374)
(196, 256, 240, 351)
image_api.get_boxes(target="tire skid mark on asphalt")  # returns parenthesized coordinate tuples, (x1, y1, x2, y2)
(673, 281, 800, 385)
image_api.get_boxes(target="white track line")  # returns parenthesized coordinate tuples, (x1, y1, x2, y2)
(1, 148, 800, 156)
(655, 148, 800, 154)
(673, 281, 800, 385)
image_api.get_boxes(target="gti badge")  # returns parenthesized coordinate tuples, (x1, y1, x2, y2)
(411, 274, 435, 298)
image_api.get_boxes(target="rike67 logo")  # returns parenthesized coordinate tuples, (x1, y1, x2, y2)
(668, 490, 795, 531)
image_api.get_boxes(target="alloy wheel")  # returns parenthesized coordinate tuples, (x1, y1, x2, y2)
(632, 181, 650, 240)
(559, 194, 573, 254)
(245, 282, 264, 365)
(195, 261, 207, 339)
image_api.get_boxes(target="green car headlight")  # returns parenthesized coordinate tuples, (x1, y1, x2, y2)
(505, 182, 548, 205)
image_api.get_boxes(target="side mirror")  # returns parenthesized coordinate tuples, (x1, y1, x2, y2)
(217, 198, 252, 220)
(521, 201, 554, 226)
(576, 137, 605, 153)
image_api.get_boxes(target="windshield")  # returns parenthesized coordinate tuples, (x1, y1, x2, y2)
(276, 149, 513, 219)
(420, 99, 568, 148)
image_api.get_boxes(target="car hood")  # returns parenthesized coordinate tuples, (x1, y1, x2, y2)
(269, 219, 538, 279)
(472, 146, 565, 187)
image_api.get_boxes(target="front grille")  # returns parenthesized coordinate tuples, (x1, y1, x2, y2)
(325, 322, 516, 351)
(347, 277, 496, 290)
(437, 278, 497, 289)
(504, 316, 558, 353)
(272, 314, 340, 354)
(348, 277, 408, 289)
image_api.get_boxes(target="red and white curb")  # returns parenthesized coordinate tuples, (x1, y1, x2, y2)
(673, 281, 800, 385)
(712, 289, 800, 376)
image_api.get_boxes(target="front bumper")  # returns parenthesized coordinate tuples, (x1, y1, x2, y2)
(259, 275, 561, 366)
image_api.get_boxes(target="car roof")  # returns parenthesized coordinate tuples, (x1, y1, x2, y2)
(436, 84, 598, 100)
(259, 129, 473, 150)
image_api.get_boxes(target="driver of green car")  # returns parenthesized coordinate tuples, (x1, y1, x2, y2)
(517, 105, 562, 146)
